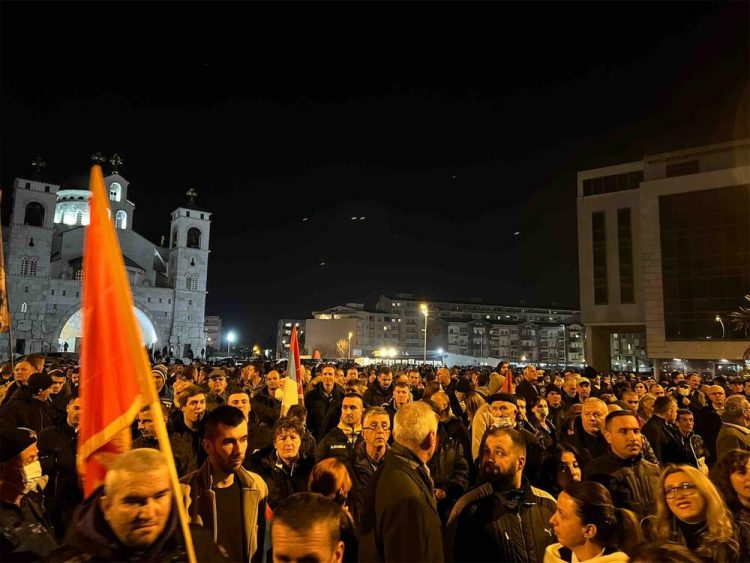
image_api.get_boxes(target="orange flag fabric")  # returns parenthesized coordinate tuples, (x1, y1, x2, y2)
(77, 164, 157, 496)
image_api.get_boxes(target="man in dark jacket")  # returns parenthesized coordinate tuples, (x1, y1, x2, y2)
(359, 401, 444, 562)
(316, 393, 364, 463)
(446, 426, 557, 563)
(304, 364, 344, 439)
(562, 397, 609, 470)
(694, 384, 726, 465)
(170, 385, 207, 466)
(515, 365, 540, 417)
(715, 394, 750, 460)
(428, 417, 470, 523)
(584, 411, 660, 520)
(38, 396, 84, 538)
(641, 396, 684, 465)
(363, 366, 393, 407)
(674, 408, 708, 469)
(134, 403, 196, 477)
(350, 406, 390, 526)
(0, 372, 56, 434)
(50, 448, 226, 562)
(249, 369, 282, 425)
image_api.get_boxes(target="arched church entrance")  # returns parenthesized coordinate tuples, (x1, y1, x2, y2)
(58, 307, 158, 353)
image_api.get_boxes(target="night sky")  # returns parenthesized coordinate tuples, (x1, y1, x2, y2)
(2, 1, 748, 348)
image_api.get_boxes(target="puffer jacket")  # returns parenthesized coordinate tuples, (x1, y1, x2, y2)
(584, 450, 660, 520)
(446, 476, 557, 563)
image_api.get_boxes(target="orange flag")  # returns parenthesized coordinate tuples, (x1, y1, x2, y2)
(77, 164, 157, 496)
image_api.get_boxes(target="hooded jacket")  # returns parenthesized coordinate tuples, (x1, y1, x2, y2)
(49, 486, 226, 562)
(180, 459, 267, 562)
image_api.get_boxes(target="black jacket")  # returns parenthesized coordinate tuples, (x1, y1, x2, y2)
(446, 477, 557, 563)
(315, 426, 363, 464)
(0, 494, 57, 561)
(641, 415, 685, 466)
(676, 430, 707, 468)
(132, 434, 197, 477)
(169, 412, 205, 467)
(349, 441, 388, 527)
(246, 447, 313, 509)
(561, 416, 609, 470)
(428, 423, 470, 523)
(249, 386, 281, 425)
(694, 404, 723, 464)
(516, 380, 540, 415)
(363, 381, 392, 407)
(358, 442, 443, 563)
(38, 422, 83, 538)
(584, 450, 660, 520)
(0, 387, 56, 434)
(304, 382, 344, 439)
(49, 486, 227, 562)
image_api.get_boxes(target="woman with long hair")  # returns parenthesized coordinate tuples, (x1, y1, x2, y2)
(463, 391, 487, 431)
(538, 444, 582, 498)
(711, 449, 750, 529)
(646, 464, 744, 562)
(545, 481, 641, 562)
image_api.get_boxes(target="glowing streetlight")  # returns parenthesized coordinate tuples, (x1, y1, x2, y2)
(715, 314, 725, 338)
(226, 331, 236, 355)
(348, 332, 353, 360)
(420, 304, 429, 363)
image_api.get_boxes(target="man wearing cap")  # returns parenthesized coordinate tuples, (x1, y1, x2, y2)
(206, 368, 230, 410)
(0, 426, 58, 559)
(576, 377, 593, 401)
(0, 372, 56, 434)
(545, 385, 565, 438)
(151, 363, 173, 406)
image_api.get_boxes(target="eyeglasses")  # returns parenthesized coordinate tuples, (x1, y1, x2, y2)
(364, 423, 390, 431)
(664, 482, 697, 499)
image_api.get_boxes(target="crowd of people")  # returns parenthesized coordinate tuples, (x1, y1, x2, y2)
(2, 353, 750, 562)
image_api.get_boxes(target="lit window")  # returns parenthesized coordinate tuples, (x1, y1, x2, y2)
(20, 257, 29, 276)
(109, 182, 122, 202)
(20, 302, 28, 312)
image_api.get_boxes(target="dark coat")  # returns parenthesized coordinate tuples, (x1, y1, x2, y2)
(249, 386, 281, 425)
(49, 486, 227, 562)
(561, 416, 609, 470)
(315, 426, 364, 464)
(0, 494, 57, 561)
(0, 387, 56, 434)
(304, 382, 344, 439)
(169, 412, 204, 467)
(349, 441, 388, 527)
(641, 415, 685, 466)
(363, 381, 392, 407)
(428, 424, 470, 523)
(584, 450, 660, 520)
(246, 447, 313, 509)
(516, 379, 540, 415)
(694, 404, 723, 464)
(445, 477, 557, 563)
(132, 434, 197, 477)
(359, 442, 443, 563)
(38, 422, 83, 538)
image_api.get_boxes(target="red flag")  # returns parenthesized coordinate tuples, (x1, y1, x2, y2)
(77, 165, 157, 496)
(500, 370, 514, 394)
(290, 326, 304, 396)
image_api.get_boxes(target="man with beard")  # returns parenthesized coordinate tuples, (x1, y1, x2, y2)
(561, 377, 579, 406)
(446, 427, 557, 562)
(181, 406, 268, 563)
(363, 367, 393, 407)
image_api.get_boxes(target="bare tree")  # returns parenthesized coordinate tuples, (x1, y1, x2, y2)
(336, 338, 349, 357)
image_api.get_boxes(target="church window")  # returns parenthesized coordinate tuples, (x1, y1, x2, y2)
(187, 228, 201, 249)
(25, 182, 30, 189)
(109, 182, 122, 202)
(29, 258, 37, 277)
(20, 302, 28, 313)
(159, 298, 163, 304)
(171, 228, 178, 248)
(45, 186, 50, 193)
(200, 213, 204, 219)
(76, 211, 83, 225)
(76, 291, 79, 297)
(62, 290, 66, 296)
(24, 286, 29, 293)
(51, 289, 55, 296)
(185, 274, 198, 291)
(75, 269, 83, 281)
(186, 211, 190, 218)
(189, 300, 192, 306)
(115, 210, 127, 230)
(24, 202, 45, 227)
(20, 257, 29, 276)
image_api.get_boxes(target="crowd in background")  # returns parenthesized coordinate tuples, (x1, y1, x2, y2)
(1, 353, 750, 562)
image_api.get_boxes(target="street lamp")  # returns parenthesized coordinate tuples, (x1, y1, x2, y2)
(715, 314, 726, 338)
(420, 303, 429, 363)
(348, 332, 353, 360)
(226, 331, 236, 356)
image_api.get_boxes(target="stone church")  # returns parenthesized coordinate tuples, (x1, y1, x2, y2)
(1, 157, 210, 360)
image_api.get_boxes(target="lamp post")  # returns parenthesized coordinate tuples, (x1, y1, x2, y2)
(226, 331, 236, 356)
(348, 332, 353, 360)
(715, 314, 726, 338)
(420, 303, 429, 363)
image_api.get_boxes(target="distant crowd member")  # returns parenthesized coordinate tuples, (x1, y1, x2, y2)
(271, 493, 345, 563)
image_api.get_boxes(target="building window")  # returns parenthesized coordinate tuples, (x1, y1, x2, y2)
(583, 171, 643, 197)
(24, 202, 45, 227)
(185, 274, 198, 291)
(76, 210, 83, 225)
(20, 257, 29, 276)
(75, 269, 83, 281)
(115, 210, 127, 230)
(51, 289, 55, 296)
(592, 211, 608, 304)
(187, 228, 201, 249)
(20, 302, 27, 313)
(109, 182, 122, 202)
(29, 258, 37, 277)
(617, 208, 634, 304)
(62, 290, 66, 296)
(665, 160, 699, 178)
(660, 185, 750, 340)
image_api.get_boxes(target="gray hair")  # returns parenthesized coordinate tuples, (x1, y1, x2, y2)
(393, 401, 437, 449)
(362, 406, 390, 427)
(723, 395, 750, 425)
(104, 448, 168, 496)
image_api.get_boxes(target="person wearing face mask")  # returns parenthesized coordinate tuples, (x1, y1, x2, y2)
(644, 464, 750, 562)
(530, 396, 558, 450)
(0, 425, 57, 560)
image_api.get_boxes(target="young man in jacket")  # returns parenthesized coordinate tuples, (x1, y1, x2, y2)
(180, 405, 268, 563)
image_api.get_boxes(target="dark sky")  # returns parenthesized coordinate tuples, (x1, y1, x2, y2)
(2, 1, 748, 348)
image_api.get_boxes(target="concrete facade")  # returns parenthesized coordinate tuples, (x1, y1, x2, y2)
(2, 167, 211, 360)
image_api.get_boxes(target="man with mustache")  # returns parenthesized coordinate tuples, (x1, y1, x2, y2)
(446, 426, 557, 562)
(181, 405, 268, 563)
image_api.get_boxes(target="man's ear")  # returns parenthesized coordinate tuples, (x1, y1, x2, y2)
(517, 454, 526, 473)
(333, 540, 345, 563)
(100, 494, 112, 521)
(603, 428, 613, 445)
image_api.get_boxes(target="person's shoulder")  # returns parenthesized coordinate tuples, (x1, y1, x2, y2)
(447, 482, 495, 524)
(529, 485, 557, 505)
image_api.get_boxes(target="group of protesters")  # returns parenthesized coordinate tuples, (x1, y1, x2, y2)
(1, 353, 750, 562)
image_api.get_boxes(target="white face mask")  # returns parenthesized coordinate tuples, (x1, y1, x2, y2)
(493, 416, 513, 428)
(20, 461, 47, 494)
